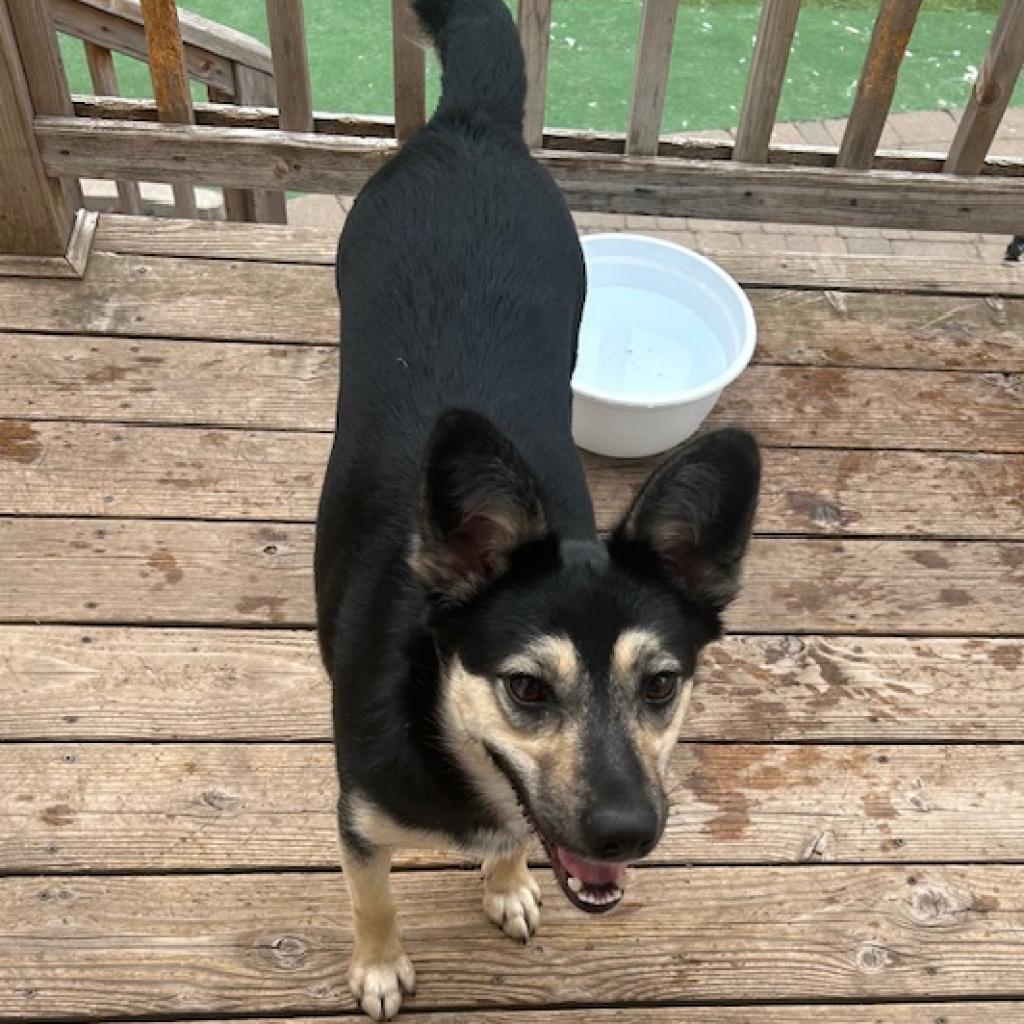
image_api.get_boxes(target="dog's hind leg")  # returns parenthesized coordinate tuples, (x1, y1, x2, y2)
(481, 844, 542, 943)
(340, 837, 415, 1021)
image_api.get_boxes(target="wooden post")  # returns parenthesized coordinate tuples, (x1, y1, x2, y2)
(626, 0, 679, 157)
(945, 0, 1024, 176)
(519, 0, 552, 150)
(84, 42, 143, 214)
(391, 0, 425, 140)
(837, 0, 923, 170)
(0, 0, 72, 257)
(265, 0, 313, 133)
(5, 0, 83, 211)
(733, 0, 801, 163)
(139, 0, 198, 217)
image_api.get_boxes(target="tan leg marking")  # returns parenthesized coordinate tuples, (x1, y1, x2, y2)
(481, 843, 542, 943)
(341, 843, 415, 1021)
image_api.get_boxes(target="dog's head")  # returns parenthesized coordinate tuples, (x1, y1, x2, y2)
(413, 410, 760, 912)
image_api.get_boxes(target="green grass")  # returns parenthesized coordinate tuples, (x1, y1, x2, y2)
(59, 0, 1020, 134)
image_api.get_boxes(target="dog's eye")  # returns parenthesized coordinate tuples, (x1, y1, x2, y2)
(641, 671, 679, 706)
(504, 673, 548, 706)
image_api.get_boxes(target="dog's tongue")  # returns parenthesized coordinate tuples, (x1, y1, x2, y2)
(556, 848, 629, 886)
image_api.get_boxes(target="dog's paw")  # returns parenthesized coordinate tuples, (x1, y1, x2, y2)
(482, 856, 542, 943)
(349, 947, 416, 1021)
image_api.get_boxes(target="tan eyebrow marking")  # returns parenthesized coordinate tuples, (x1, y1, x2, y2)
(499, 634, 581, 690)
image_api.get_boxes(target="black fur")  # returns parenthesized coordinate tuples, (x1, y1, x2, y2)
(315, 0, 760, 857)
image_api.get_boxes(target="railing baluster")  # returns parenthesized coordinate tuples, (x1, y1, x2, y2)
(232, 63, 288, 223)
(139, 0, 197, 217)
(626, 0, 679, 156)
(519, 0, 552, 150)
(945, 0, 1024, 176)
(733, 0, 800, 163)
(391, 0, 425, 140)
(837, 0, 923, 170)
(265, 0, 312, 133)
(84, 41, 143, 214)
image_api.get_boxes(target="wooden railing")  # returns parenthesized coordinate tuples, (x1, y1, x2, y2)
(3, 0, 1024, 270)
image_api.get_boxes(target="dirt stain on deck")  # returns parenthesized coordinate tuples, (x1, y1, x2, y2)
(0, 422, 43, 464)
(912, 550, 950, 571)
(236, 595, 287, 621)
(147, 549, 183, 585)
(40, 804, 75, 827)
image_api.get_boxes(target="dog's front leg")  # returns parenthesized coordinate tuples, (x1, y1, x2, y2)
(340, 838, 415, 1021)
(481, 843, 542, 943)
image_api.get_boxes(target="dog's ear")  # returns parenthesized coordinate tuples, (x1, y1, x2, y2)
(413, 409, 547, 602)
(611, 429, 760, 610)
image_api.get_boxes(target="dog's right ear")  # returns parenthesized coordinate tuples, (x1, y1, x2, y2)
(412, 409, 548, 603)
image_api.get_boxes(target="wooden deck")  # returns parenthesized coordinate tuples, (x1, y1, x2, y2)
(1, 214, 1023, 1023)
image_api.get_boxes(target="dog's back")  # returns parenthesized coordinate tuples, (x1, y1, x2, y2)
(316, 0, 592, 671)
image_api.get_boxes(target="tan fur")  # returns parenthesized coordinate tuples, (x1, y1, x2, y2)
(349, 792, 517, 860)
(340, 843, 415, 1021)
(481, 843, 542, 942)
(610, 628, 691, 780)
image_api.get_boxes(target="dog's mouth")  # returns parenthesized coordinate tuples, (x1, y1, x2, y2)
(483, 744, 627, 913)
(545, 837, 627, 913)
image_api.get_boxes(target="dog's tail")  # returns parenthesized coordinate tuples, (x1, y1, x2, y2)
(409, 0, 526, 130)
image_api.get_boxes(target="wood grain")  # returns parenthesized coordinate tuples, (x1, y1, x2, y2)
(518, 0, 552, 149)
(51, 0, 236, 93)
(2, 420, 1021, 539)
(5, 741, 1024, 872)
(34, 116, 1024, 232)
(3, 867, 1023, 1017)
(64, 1008, 1024, 1024)
(946, 2, 1024, 176)
(837, 0, 924, 170)
(0, 518, 1019, 633)
(626, 0, 679, 157)
(67, 93, 1024, 176)
(0, 1, 71, 256)
(3, 331, 1021, 453)
(391, 0, 425, 141)
(733, 0, 800, 163)
(265, 0, 312, 134)
(3, 628, 1020, 743)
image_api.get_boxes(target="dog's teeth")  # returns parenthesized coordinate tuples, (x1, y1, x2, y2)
(567, 875, 582, 893)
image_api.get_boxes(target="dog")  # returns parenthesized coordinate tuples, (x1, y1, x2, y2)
(314, 0, 761, 1018)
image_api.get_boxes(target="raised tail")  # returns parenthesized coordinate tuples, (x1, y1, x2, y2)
(409, 0, 526, 129)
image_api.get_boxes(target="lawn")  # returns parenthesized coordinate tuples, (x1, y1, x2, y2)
(59, 0, 1020, 134)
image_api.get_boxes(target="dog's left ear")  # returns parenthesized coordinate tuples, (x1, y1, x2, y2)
(612, 428, 761, 610)
(413, 409, 548, 603)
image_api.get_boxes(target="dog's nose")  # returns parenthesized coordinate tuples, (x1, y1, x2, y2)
(581, 800, 660, 862)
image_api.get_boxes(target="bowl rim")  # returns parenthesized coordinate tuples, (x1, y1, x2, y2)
(571, 232, 757, 409)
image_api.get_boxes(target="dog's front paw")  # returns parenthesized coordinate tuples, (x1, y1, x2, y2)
(482, 852, 542, 943)
(349, 946, 416, 1021)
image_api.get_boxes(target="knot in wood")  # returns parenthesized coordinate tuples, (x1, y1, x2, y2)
(781, 636, 806, 657)
(911, 884, 968, 926)
(269, 934, 307, 969)
(200, 788, 241, 812)
(855, 942, 891, 974)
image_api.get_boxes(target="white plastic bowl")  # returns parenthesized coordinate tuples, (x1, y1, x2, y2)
(571, 233, 756, 458)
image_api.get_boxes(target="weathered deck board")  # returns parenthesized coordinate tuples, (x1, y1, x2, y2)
(3, 337, 1021, 452)
(2, 420, 1021, 538)
(73, 1008, 1024, 1024)
(3, 627, 1020, 743)
(4, 867, 1023, 1017)
(7, 243, 1024, 370)
(0, 518, 1020, 633)
(5, 741, 1024, 872)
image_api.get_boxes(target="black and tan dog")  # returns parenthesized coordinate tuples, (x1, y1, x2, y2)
(315, 0, 760, 1018)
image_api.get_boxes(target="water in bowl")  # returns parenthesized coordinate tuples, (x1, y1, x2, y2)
(574, 285, 727, 400)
